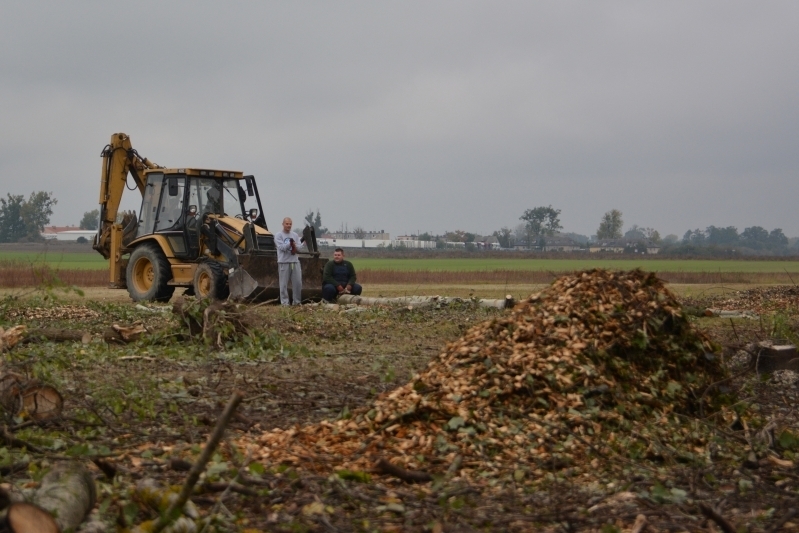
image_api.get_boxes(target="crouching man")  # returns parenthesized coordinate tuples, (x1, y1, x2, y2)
(322, 247, 363, 302)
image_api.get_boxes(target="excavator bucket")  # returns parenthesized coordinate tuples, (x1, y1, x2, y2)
(228, 226, 326, 303)
(229, 254, 326, 302)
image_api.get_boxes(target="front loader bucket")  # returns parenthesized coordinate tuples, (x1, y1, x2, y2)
(229, 254, 327, 303)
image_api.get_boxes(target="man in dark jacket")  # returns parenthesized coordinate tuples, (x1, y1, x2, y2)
(322, 248, 363, 302)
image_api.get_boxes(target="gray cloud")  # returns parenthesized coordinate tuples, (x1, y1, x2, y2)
(0, 1, 797, 238)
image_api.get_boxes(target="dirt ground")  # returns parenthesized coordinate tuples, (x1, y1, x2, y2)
(0, 280, 798, 531)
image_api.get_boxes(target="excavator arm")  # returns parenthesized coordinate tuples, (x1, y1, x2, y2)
(93, 133, 161, 260)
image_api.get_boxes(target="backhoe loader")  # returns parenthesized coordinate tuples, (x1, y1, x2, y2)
(93, 133, 326, 302)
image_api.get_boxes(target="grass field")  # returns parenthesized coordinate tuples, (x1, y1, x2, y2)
(353, 257, 799, 272)
(2, 251, 799, 273)
(0, 251, 105, 269)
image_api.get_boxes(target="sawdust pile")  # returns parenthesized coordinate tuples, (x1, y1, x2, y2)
(242, 269, 726, 486)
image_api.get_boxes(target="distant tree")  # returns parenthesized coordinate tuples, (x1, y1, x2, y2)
(493, 227, 514, 248)
(624, 224, 645, 240)
(662, 234, 679, 244)
(769, 228, 789, 248)
(0, 194, 27, 243)
(705, 226, 739, 245)
(596, 210, 623, 240)
(445, 230, 468, 242)
(643, 228, 661, 243)
(304, 209, 328, 236)
(741, 226, 769, 244)
(352, 226, 366, 239)
(418, 232, 433, 241)
(79, 209, 100, 230)
(0, 191, 57, 242)
(463, 232, 476, 243)
(561, 232, 589, 245)
(682, 229, 705, 244)
(19, 191, 57, 241)
(520, 205, 562, 249)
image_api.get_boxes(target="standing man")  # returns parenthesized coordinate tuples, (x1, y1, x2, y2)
(322, 247, 363, 302)
(276, 217, 304, 305)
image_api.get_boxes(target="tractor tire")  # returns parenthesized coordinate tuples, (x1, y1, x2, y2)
(193, 261, 229, 301)
(126, 244, 176, 303)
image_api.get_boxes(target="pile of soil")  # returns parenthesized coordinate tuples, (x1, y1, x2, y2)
(241, 269, 727, 487)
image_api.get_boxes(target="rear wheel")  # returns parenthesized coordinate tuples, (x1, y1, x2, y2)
(193, 261, 229, 300)
(126, 244, 175, 302)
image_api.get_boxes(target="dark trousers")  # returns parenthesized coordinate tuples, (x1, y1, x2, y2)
(322, 283, 362, 302)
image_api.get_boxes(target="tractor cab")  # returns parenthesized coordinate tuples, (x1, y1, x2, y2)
(135, 168, 273, 260)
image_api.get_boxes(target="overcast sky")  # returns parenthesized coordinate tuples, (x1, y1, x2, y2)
(1, 1, 797, 239)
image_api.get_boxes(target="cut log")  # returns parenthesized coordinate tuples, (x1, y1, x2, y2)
(24, 328, 91, 344)
(5, 502, 60, 533)
(20, 383, 63, 420)
(102, 322, 147, 344)
(31, 463, 96, 533)
(336, 294, 514, 310)
(0, 375, 63, 422)
(753, 342, 799, 373)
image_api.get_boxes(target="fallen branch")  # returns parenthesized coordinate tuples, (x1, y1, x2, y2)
(199, 481, 258, 498)
(149, 390, 244, 533)
(373, 458, 432, 483)
(698, 503, 736, 533)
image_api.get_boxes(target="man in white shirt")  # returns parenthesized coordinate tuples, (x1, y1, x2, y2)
(275, 217, 305, 305)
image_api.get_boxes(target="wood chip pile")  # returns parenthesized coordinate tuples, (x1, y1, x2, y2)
(241, 269, 727, 487)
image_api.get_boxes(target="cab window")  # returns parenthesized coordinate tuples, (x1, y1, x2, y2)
(155, 176, 186, 231)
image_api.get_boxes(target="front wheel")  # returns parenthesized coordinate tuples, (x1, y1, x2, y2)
(193, 261, 229, 300)
(126, 244, 175, 302)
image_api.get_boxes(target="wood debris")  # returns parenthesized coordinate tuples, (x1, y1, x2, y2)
(240, 269, 727, 488)
(0, 326, 26, 352)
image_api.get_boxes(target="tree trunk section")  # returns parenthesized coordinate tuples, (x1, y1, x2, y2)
(5, 502, 59, 533)
(24, 328, 91, 344)
(31, 463, 96, 532)
(337, 294, 514, 309)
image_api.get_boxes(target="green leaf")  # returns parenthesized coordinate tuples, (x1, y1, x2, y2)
(447, 416, 465, 430)
(779, 429, 799, 451)
(337, 469, 372, 483)
(666, 381, 682, 396)
(650, 482, 669, 502)
(66, 444, 91, 456)
(669, 488, 687, 503)
(123, 502, 139, 526)
(248, 462, 266, 475)
(206, 461, 229, 478)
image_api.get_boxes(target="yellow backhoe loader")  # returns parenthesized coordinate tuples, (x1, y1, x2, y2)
(93, 133, 326, 302)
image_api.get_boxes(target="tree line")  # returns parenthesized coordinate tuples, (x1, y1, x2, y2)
(486, 206, 795, 255)
(0, 192, 57, 243)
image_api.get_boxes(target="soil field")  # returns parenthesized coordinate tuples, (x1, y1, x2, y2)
(0, 275, 798, 531)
